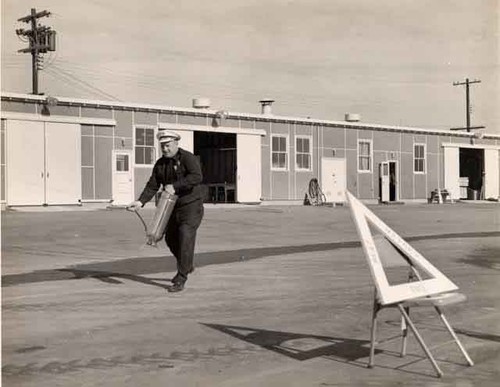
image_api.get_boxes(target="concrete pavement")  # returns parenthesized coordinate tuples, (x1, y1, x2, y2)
(2, 202, 500, 386)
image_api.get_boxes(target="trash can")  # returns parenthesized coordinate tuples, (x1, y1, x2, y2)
(467, 188, 479, 200)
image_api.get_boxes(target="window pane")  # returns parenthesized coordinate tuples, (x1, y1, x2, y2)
(145, 147, 155, 164)
(303, 154, 310, 169)
(136, 128, 145, 146)
(272, 137, 279, 151)
(297, 138, 304, 152)
(145, 129, 155, 146)
(296, 154, 302, 168)
(272, 153, 279, 167)
(135, 147, 144, 164)
(359, 142, 369, 155)
(303, 138, 309, 152)
(279, 153, 286, 168)
(279, 137, 286, 151)
(116, 154, 129, 171)
(360, 157, 369, 171)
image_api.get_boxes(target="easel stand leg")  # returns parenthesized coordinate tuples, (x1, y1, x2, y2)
(368, 293, 380, 369)
(397, 304, 443, 378)
(434, 306, 474, 366)
(400, 306, 410, 357)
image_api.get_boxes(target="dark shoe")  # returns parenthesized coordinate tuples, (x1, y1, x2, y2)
(168, 282, 185, 293)
(171, 273, 181, 284)
(171, 267, 194, 283)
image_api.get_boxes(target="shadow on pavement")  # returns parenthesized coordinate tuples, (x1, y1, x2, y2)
(202, 322, 379, 362)
(57, 268, 172, 289)
(4, 231, 499, 288)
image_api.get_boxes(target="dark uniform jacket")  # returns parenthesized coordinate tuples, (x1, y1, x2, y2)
(138, 148, 203, 207)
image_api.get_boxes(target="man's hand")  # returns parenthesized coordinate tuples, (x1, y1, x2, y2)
(165, 184, 176, 195)
(127, 200, 143, 211)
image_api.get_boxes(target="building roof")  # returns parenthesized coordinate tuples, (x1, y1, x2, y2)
(2, 91, 499, 140)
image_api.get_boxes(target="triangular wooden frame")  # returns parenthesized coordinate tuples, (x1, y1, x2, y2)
(346, 191, 458, 305)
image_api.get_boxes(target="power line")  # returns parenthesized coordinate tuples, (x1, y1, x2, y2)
(451, 78, 484, 132)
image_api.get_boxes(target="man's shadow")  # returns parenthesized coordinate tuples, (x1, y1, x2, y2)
(58, 268, 173, 290)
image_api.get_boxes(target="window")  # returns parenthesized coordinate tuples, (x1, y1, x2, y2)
(135, 127, 156, 165)
(358, 139, 372, 172)
(295, 136, 312, 171)
(116, 154, 129, 172)
(271, 135, 288, 170)
(414, 143, 426, 173)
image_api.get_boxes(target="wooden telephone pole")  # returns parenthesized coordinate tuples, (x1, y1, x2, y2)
(16, 8, 56, 95)
(451, 78, 484, 132)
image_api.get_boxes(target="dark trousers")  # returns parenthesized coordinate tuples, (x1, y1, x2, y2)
(165, 200, 204, 283)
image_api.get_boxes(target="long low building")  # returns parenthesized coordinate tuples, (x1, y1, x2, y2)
(1, 92, 499, 208)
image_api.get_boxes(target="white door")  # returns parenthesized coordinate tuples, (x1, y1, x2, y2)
(236, 134, 262, 202)
(321, 158, 346, 202)
(6, 120, 45, 205)
(45, 122, 82, 205)
(380, 161, 390, 202)
(444, 147, 460, 200)
(484, 149, 499, 200)
(112, 150, 134, 205)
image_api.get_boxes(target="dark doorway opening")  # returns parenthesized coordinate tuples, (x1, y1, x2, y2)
(194, 132, 236, 203)
(389, 161, 397, 201)
(459, 148, 484, 200)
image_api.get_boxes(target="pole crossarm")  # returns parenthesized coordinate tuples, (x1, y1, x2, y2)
(15, 8, 56, 95)
(452, 78, 482, 133)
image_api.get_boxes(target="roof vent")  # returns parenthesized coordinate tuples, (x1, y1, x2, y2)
(259, 99, 275, 115)
(345, 113, 361, 122)
(192, 98, 211, 109)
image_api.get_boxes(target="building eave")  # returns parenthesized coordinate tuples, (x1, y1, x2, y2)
(2, 91, 499, 140)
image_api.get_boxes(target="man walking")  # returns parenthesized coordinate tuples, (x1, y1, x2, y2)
(129, 131, 204, 292)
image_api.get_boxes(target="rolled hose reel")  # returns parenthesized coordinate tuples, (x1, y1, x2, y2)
(131, 191, 178, 246)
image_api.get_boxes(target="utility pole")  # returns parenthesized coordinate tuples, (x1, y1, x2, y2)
(16, 8, 56, 95)
(451, 78, 483, 132)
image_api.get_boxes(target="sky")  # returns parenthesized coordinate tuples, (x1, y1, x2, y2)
(1, 0, 499, 132)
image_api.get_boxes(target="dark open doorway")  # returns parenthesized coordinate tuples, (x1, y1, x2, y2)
(389, 161, 397, 201)
(459, 148, 484, 200)
(194, 132, 236, 203)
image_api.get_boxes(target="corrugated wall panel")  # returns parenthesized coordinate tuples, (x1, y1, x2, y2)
(134, 111, 158, 126)
(240, 119, 254, 129)
(346, 149, 357, 195)
(400, 153, 414, 199)
(95, 125, 113, 137)
(427, 152, 439, 193)
(81, 136, 93, 166)
(323, 127, 345, 149)
(114, 137, 133, 150)
(81, 168, 94, 200)
(178, 114, 207, 126)
(47, 105, 79, 116)
(1, 101, 37, 113)
(94, 137, 113, 199)
(373, 131, 400, 151)
(134, 167, 153, 200)
(414, 174, 427, 198)
(358, 173, 373, 199)
(271, 172, 289, 199)
(115, 110, 133, 138)
(272, 122, 289, 133)
(261, 142, 271, 200)
(81, 107, 113, 118)
(401, 133, 414, 152)
(346, 129, 358, 149)
(159, 112, 176, 123)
